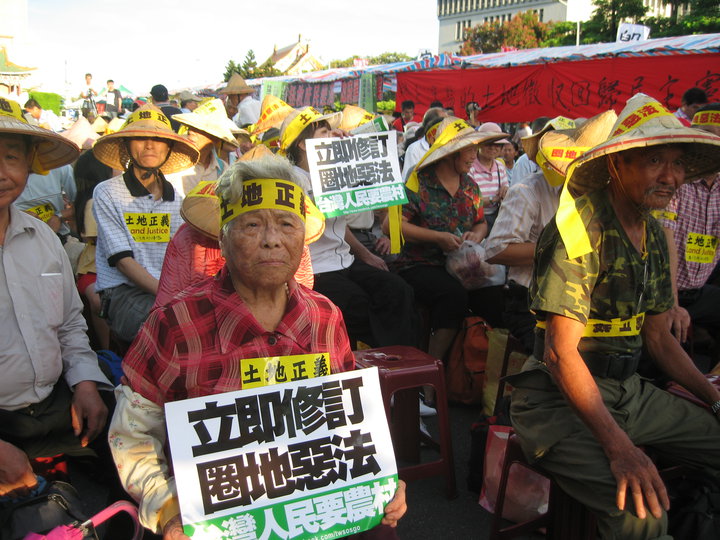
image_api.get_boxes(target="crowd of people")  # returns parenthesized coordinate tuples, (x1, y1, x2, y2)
(0, 73, 719, 540)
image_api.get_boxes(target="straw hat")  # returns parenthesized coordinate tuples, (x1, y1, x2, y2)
(0, 96, 79, 173)
(219, 73, 255, 96)
(60, 115, 98, 150)
(105, 117, 125, 135)
(181, 148, 324, 244)
(92, 104, 199, 174)
(178, 90, 202, 104)
(567, 93, 720, 196)
(521, 116, 576, 161)
(416, 117, 487, 171)
(251, 95, 295, 136)
(91, 116, 108, 134)
(477, 122, 510, 145)
(278, 106, 342, 155)
(339, 105, 374, 131)
(536, 110, 618, 187)
(173, 98, 238, 147)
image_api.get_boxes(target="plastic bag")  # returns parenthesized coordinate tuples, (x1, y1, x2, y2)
(446, 240, 506, 290)
(479, 425, 550, 523)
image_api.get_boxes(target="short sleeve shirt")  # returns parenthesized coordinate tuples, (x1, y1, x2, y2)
(395, 166, 484, 269)
(530, 189, 673, 356)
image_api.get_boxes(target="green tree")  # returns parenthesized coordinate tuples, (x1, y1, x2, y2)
(223, 59, 241, 82)
(541, 21, 579, 47)
(240, 50, 259, 78)
(585, 0, 647, 43)
(459, 21, 505, 54)
(328, 52, 414, 68)
(459, 11, 549, 54)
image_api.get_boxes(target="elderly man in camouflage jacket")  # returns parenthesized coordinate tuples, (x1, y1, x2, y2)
(510, 94, 720, 540)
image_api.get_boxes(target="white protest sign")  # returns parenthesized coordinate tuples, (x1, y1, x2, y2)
(306, 132, 407, 218)
(616, 23, 650, 43)
(165, 367, 398, 539)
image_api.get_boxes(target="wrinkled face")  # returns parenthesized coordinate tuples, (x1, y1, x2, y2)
(611, 145, 685, 211)
(0, 135, 31, 211)
(479, 142, 503, 161)
(452, 145, 479, 174)
(502, 143, 517, 162)
(128, 137, 171, 169)
(220, 209, 305, 291)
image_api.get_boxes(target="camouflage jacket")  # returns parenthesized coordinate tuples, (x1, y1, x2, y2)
(530, 189, 673, 356)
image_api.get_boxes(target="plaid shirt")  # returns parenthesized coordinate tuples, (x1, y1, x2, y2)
(123, 266, 355, 406)
(661, 175, 720, 290)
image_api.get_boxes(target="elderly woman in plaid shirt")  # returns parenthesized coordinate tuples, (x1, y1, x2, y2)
(108, 154, 406, 540)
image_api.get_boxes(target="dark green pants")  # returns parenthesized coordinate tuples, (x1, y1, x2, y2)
(511, 369, 720, 540)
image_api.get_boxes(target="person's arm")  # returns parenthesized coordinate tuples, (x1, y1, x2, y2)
(644, 311, 720, 407)
(344, 226, 388, 271)
(487, 243, 535, 266)
(110, 385, 180, 535)
(116, 257, 160, 295)
(544, 313, 669, 520)
(399, 219, 462, 253)
(662, 227, 690, 343)
(462, 219, 488, 244)
(485, 183, 538, 266)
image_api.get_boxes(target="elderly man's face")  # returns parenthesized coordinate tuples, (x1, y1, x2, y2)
(221, 209, 305, 290)
(612, 145, 685, 211)
(0, 135, 31, 210)
(128, 138, 171, 169)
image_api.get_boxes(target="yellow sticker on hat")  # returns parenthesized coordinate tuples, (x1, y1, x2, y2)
(240, 352, 331, 389)
(279, 107, 325, 153)
(692, 110, 720, 127)
(122, 109, 172, 129)
(124, 212, 171, 242)
(611, 100, 672, 137)
(685, 232, 718, 263)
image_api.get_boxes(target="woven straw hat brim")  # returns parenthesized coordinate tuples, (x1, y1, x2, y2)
(219, 74, 255, 95)
(180, 190, 220, 239)
(0, 116, 80, 172)
(568, 129, 720, 196)
(92, 129, 200, 174)
(173, 113, 239, 147)
(418, 129, 487, 171)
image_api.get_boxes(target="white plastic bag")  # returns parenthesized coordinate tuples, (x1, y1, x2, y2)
(446, 240, 506, 290)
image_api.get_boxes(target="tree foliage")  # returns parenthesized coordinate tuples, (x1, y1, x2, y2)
(584, 0, 647, 42)
(328, 52, 413, 68)
(223, 50, 281, 81)
(459, 11, 550, 54)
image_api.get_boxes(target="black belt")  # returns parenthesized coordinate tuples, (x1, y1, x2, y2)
(533, 337, 640, 380)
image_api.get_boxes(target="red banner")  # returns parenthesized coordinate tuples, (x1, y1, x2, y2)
(396, 54, 720, 123)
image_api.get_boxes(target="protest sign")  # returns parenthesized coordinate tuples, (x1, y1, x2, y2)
(306, 132, 407, 218)
(165, 367, 398, 539)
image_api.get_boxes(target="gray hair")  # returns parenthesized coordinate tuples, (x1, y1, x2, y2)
(216, 154, 300, 236)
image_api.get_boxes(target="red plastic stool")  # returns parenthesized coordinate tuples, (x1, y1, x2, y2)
(354, 345, 457, 499)
(491, 432, 597, 540)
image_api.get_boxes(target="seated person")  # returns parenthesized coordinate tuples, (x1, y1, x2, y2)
(91, 105, 200, 343)
(485, 110, 617, 352)
(0, 97, 111, 498)
(390, 117, 488, 361)
(279, 106, 418, 348)
(153, 146, 316, 308)
(658, 103, 720, 346)
(511, 93, 720, 540)
(109, 154, 406, 538)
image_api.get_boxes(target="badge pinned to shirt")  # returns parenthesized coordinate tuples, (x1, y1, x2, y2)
(124, 212, 171, 242)
(685, 232, 719, 264)
(26, 203, 56, 223)
(241, 352, 331, 389)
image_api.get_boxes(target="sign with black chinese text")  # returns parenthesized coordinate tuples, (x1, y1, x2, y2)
(306, 133, 406, 218)
(165, 368, 398, 539)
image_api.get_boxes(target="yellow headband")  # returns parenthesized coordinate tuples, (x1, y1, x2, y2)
(692, 110, 720, 127)
(536, 146, 589, 187)
(279, 107, 325, 154)
(220, 178, 307, 226)
(121, 108, 172, 130)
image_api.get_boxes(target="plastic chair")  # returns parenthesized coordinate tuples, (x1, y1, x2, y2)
(354, 345, 457, 499)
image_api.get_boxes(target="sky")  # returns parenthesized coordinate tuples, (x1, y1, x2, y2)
(16, 0, 439, 97)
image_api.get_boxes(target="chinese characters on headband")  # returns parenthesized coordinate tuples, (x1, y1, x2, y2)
(165, 367, 398, 540)
(306, 132, 408, 218)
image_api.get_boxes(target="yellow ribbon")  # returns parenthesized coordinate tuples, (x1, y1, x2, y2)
(610, 100, 671, 137)
(692, 110, 720, 127)
(121, 108, 172, 130)
(537, 312, 645, 337)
